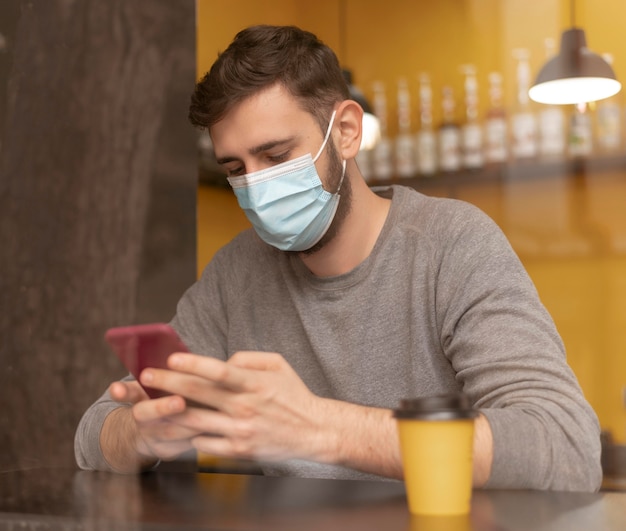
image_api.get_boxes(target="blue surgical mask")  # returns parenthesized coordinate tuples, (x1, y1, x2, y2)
(227, 111, 346, 252)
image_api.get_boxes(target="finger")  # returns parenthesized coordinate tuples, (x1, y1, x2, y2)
(146, 439, 195, 461)
(132, 394, 187, 424)
(167, 406, 233, 438)
(140, 415, 205, 444)
(134, 422, 197, 461)
(136, 411, 215, 460)
(140, 367, 239, 413)
(166, 353, 250, 391)
(228, 351, 285, 371)
(109, 380, 148, 404)
(190, 431, 274, 461)
(191, 434, 244, 460)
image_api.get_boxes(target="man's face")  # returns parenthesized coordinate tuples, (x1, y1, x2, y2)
(300, 138, 352, 256)
(210, 83, 351, 254)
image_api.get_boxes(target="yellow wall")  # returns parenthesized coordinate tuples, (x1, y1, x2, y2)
(196, 0, 626, 133)
(195, 0, 626, 441)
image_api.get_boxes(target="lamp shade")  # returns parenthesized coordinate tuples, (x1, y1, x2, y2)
(528, 28, 621, 105)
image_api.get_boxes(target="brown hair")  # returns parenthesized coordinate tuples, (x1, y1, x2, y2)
(188, 25, 349, 132)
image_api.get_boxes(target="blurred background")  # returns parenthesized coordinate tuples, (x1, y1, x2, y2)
(196, 0, 626, 452)
(1, 0, 624, 473)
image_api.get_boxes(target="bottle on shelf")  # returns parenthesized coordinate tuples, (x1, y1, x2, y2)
(595, 53, 622, 153)
(538, 38, 566, 159)
(395, 77, 417, 178)
(415, 73, 437, 176)
(438, 85, 462, 172)
(511, 48, 538, 160)
(460, 65, 483, 170)
(484, 72, 508, 164)
(371, 81, 394, 181)
(568, 102, 593, 157)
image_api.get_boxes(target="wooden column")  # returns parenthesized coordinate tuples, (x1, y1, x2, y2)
(0, 0, 197, 470)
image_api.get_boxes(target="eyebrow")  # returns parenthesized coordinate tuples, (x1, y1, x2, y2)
(215, 137, 296, 165)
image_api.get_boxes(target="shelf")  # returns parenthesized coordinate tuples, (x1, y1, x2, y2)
(368, 153, 626, 197)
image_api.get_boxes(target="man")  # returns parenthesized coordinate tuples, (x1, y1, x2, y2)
(75, 25, 601, 491)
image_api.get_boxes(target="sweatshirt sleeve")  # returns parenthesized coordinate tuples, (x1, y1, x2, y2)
(434, 201, 602, 491)
(74, 381, 133, 472)
(74, 238, 239, 471)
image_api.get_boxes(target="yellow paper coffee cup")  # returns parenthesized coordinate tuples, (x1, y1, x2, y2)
(393, 393, 477, 516)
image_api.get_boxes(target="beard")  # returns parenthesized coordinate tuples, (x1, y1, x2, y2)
(299, 139, 352, 256)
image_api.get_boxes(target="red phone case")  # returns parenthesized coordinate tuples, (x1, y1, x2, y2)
(105, 323, 188, 399)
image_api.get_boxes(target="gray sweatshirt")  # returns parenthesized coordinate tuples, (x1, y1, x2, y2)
(75, 185, 601, 491)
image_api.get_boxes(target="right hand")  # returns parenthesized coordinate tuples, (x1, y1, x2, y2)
(105, 379, 201, 467)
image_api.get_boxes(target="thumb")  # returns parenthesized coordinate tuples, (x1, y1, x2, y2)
(109, 380, 148, 404)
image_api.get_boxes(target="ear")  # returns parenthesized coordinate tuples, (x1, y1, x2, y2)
(334, 99, 363, 160)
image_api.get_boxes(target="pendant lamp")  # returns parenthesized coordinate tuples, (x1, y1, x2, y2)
(529, 2, 621, 105)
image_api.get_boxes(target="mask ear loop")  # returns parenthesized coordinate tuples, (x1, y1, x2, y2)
(313, 109, 345, 195)
(312, 110, 337, 163)
(334, 159, 347, 194)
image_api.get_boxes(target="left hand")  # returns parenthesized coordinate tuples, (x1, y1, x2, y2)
(139, 351, 334, 463)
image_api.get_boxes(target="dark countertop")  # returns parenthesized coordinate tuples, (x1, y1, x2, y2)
(1, 467, 625, 530)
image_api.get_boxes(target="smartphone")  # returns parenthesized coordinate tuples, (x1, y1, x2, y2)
(105, 323, 188, 399)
